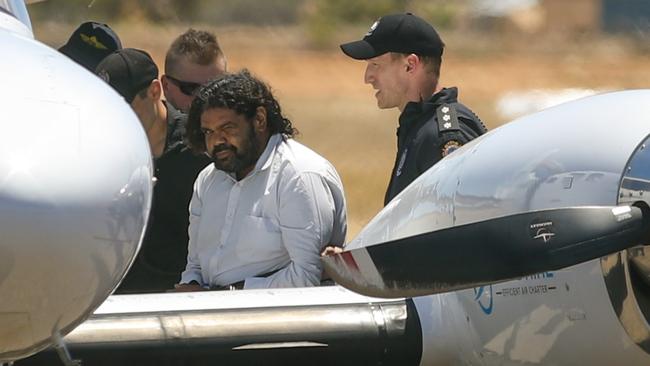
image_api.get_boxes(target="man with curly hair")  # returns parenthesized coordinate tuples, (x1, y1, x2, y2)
(175, 70, 347, 291)
(162, 29, 227, 113)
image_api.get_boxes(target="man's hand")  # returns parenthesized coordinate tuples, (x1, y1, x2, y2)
(171, 282, 206, 292)
(321, 245, 344, 257)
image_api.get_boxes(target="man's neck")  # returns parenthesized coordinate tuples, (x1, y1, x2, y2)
(398, 82, 440, 112)
(419, 80, 440, 103)
(147, 100, 168, 158)
(235, 165, 254, 181)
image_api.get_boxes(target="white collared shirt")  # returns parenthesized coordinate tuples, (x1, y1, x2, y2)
(180, 134, 347, 289)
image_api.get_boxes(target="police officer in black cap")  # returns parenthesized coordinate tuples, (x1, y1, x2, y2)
(96, 49, 210, 293)
(59, 21, 122, 71)
(341, 13, 487, 205)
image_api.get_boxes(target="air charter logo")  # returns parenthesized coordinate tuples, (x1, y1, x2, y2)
(473, 285, 493, 315)
(530, 220, 555, 243)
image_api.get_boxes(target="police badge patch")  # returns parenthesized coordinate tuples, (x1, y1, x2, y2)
(365, 19, 380, 36)
(442, 140, 461, 157)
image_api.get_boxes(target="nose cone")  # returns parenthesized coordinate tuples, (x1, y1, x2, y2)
(0, 32, 152, 360)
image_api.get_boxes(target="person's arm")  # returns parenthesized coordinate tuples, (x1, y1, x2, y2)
(416, 125, 469, 175)
(245, 171, 336, 288)
(178, 178, 205, 287)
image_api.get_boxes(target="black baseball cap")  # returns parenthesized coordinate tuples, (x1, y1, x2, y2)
(59, 21, 122, 71)
(340, 13, 444, 60)
(95, 48, 159, 104)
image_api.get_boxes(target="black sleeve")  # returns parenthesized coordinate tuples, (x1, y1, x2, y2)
(415, 128, 469, 175)
(458, 115, 487, 140)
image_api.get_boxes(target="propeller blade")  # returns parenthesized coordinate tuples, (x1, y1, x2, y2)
(323, 205, 647, 298)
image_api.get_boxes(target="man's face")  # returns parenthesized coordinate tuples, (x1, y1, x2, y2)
(129, 94, 149, 124)
(364, 53, 410, 110)
(163, 56, 227, 112)
(200, 107, 263, 177)
(129, 82, 160, 131)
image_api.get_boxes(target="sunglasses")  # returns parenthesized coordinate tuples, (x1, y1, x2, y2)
(165, 75, 202, 96)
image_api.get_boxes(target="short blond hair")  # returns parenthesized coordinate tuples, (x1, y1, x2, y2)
(165, 29, 225, 75)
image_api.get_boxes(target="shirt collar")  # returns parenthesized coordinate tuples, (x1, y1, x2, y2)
(398, 87, 460, 131)
(425, 87, 459, 107)
(253, 133, 283, 173)
(399, 101, 423, 128)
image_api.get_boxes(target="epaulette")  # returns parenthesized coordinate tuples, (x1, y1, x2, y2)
(436, 103, 460, 133)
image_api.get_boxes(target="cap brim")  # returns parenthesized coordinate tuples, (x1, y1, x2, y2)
(340, 40, 382, 60)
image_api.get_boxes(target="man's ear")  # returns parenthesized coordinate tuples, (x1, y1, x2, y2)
(149, 79, 163, 101)
(405, 53, 419, 73)
(160, 75, 170, 95)
(254, 106, 267, 132)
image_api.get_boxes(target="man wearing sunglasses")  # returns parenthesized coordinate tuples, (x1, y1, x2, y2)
(96, 48, 210, 293)
(162, 29, 228, 113)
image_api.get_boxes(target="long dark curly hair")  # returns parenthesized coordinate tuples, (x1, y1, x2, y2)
(186, 69, 297, 154)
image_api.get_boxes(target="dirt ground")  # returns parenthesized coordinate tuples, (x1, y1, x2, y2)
(36, 23, 650, 237)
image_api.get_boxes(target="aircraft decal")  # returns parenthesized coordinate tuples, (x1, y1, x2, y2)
(526, 271, 554, 279)
(341, 251, 360, 271)
(474, 285, 494, 315)
(529, 220, 555, 243)
(494, 272, 558, 298)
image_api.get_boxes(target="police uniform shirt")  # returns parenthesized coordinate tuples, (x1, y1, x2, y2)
(384, 87, 487, 205)
(117, 101, 210, 293)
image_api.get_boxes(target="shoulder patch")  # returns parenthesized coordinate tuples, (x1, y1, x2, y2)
(441, 140, 462, 157)
(436, 103, 460, 133)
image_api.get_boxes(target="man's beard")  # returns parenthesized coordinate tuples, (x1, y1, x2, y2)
(210, 128, 261, 176)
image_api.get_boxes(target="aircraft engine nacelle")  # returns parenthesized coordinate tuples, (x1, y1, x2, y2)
(0, 16, 153, 362)
(602, 134, 650, 354)
(324, 90, 650, 354)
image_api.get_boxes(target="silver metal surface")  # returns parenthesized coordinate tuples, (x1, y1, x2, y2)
(0, 19, 153, 361)
(68, 303, 405, 346)
(324, 205, 646, 298)
(17, 289, 422, 366)
(0, 1, 32, 38)
(600, 134, 650, 354)
(0, 0, 32, 34)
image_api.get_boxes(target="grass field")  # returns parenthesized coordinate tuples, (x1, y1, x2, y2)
(35, 22, 650, 237)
